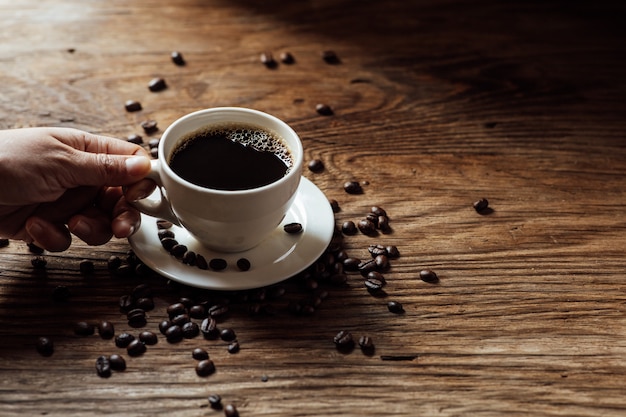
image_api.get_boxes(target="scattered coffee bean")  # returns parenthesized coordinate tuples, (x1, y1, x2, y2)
(36, 337, 54, 356)
(322, 50, 340, 64)
(227, 341, 240, 354)
(200, 317, 220, 339)
(220, 328, 237, 342)
(419, 269, 439, 283)
(148, 77, 167, 92)
(371, 206, 387, 217)
(209, 258, 228, 271)
(189, 305, 206, 319)
(473, 197, 490, 213)
(367, 271, 386, 285)
(343, 181, 362, 194)
(126, 133, 143, 144)
(387, 300, 405, 314)
(357, 219, 377, 235)
(139, 331, 158, 345)
(127, 308, 147, 328)
(358, 335, 375, 353)
(135, 297, 154, 311)
(182, 321, 200, 339)
(378, 216, 390, 232)
(283, 222, 303, 234)
(115, 332, 135, 348)
(260, 52, 277, 68)
(195, 359, 216, 377)
(341, 221, 357, 235)
(109, 354, 126, 371)
(192, 348, 209, 361)
(333, 330, 354, 351)
(126, 339, 147, 357)
(158, 319, 172, 335)
(74, 321, 95, 336)
(165, 325, 183, 343)
(208, 394, 223, 410)
(141, 119, 158, 134)
(329, 199, 340, 213)
(98, 321, 115, 340)
(31, 256, 47, 269)
(79, 259, 94, 275)
(171, 313, 190, 327)
(0, 238, 9, 248)
(95, 355, 111, 378)
(148, 138, 160, 149)
(386, 245, 400, 259)
(124, 100, 142, 112)
(224, 404, 239, 417)
(236, 258, 251, 271)
(368, 244, 387, 257)
(280, 51, 294, 64)
(343, 257, 361, 271)
(107, 255, 122, 271)
(364, 277, 385, 292)
(374, 254, 390, 271)
(315, 103, 334, 116)
(308, 159, 325, 173)
(27, 243, 44, 254)
(171, 51, 185, 66)
(51, 285, 71, 302)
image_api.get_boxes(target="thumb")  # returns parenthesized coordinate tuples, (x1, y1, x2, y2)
(69, 152, 152, 187)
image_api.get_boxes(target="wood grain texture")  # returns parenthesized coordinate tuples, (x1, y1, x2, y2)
(1, 0, 626, 416)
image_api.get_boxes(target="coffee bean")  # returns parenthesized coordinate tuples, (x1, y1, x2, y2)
(387, 300, 405, 314)
(224, 404, 239, 417)
(74, 321, 95, 336)
(368, 244, 386, 257)
(227, 341, 240, 354)
(141, 119, 158, 134)
(343, 181, 362, 194)
(333, 330, 354, 351)
(135, 297, 154, 311)
(343, 257, 361, 271)
(31, 256, 47, 269)
(166, 303, 186, 319)
(127, 308, 147, 328)
(473, 197, 489, 213)
(358, 219, 377, 235)
(378, 216, 390, 232)
(109, 354, 126, 371)
(95, 355, 111, 378)
(115, 332, 135, 348)
(200, 318, 220, 339)
(51, 285, 71, 302)
(148, 138, 160, 149)
(159, 238, 177, 252)
(171, 313, 190, 327)
(124, 100, 142, 112)
(386, 245, 400, 259)
(280, 51, 295, 64)
(165, 325, 183, 343)
(208, 394, 222, 410)
(307, 159, 324, 173)
(196, 254, 209, 270)
(329, 199, 340, 213)
(171, 51, 185, 66)
(189, 305, 206, 319)
(341, 221, 357, 235)
(315, 103, 334, 116)
(220, 328, 237, 342)
(371, 206, 387, 217)
(260, 52, 277, 68)
(419, 269, 439, 283)
(148, 77, 167, 92)
(236, 258, 251, 271)
(195, 359, 216, 377)
(322, 50, 340, 64)
(126, 339, 147, 357)
(283, 222, 303, 234)
(358, 335, 375, 354)
(36, 337, 54, 356)
(77, 259, 94, 275)
(182, 321, 200, 339)
(157, 230, 175, 240)
(374, 254, 390, 271)
(98, 321, 115, 340)
(367, 271, 386, 285)
(209, 258, 227, 271)
(126, 133, 143, 144)
(118, 295, 134, 313)
(364, 277, 384, 292)
(107, 255, 122, 271)
(156, 219, 173, 229)
(158, 320, 172, 335)
(139, 331, 158, 345)
(182, 251, 197, 265)
(170, 244, 188, 258)
(192, 348, 209, 361)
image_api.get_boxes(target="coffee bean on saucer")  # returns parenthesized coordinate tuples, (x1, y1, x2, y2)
(170, 244, 188, 258)
(158, 229, 175, 240)
(148, 77, 167, 92)
(36, 337, 54, 356)
(124, 100, 142, 112)
(196, 254, 209, 270)
(156, 219, 173, 229)
(209, 258, 227, 271)
(308, 159, 324, 173)
(141, 119, 158, 134)
(343, 181, 362, 194)
(171, 51, 185, 66)
(236, 258, 251, 271)
(182, 251, 197, 266)
(284, 222, 303, 234)
(315, 103, 333, 116)
(160, 237, 178, 251)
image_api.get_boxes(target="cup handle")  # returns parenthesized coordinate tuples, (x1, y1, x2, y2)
(130, 159, 181, 226)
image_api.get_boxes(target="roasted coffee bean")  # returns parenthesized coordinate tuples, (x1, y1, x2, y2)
(139, 331, 158, 345)
(343, 257, 361, 271)
(227, 341, 240, 354)
(31, 256, 47, 269)
(358, 335, 375, 353)
(98, 321, 115, 340)
(109, 354, 126, 371)
(387, 300, 405, 314)
(131, 284, 152, 300)
(374, 254, 390, 271)
(171, 51, 185, 65)
(307, 159, 324, 173)
(51, 285, 70, 302)
(79, 259, 94, 275)
(167, 302, 186, 318)
(182, 321, 200, 339)
(280, 51, 295, 64)
(170, 244, 188, 258)
(208, 394, 222, 409)
(135, 297, 154, 311)
(236, 258, 251, 271)
(182, 251, 197, 265)
(165, 325, 183, 343)
(196, 254, 209, 270)
(220, 328, 237, 342)
(148, 77, 167, 92)
(419, 269, 439, 283)
(141, 119, 158, 134)
(195, 359, 216, 377)
(148, 138, 160, 149)
(192, 348, 209, 361)
(329, 199, 340, 213)
(367, 271, 386, 285)
(189, 305, 206, 319)
(364, 277, 385, 292)
(115, 332, 135, 348)
(260, 52, 277, 68)
(0, 238, 9, 248)
(160, 237, 178, 251)
(158, 229, 175, 240)
(341, 220, 358, 235)
(365, 212, 379, 226)
(386, 245, 400, 259)
(126, 133, 143, 144)
(126, 339, 147, 357)
(358, 259, 377, 274)
(74, 321, 95, 336)
(209, 258, 227, 271)
(371, 206, 387, 217)
(127, 308, 147, 328)
(283, 222, 303, 234)
(333, 330, 354, 351)
(224, 404, 239, 417)
(171, 313, 190, 327)
(156, 219, 173, 229)
(200, 317, 220, 339)
(107, 255, 122, 271)
(473, 197, 489, 213)
(124, 100, 142, 112)
(378, 216, 390, 232)
(368, 244, 387, 257)
(95, 355, 111, 378)
(322, 49, 340, 64)
(158, 319, 172, 335)
(343, 181, 362, 194)
(36, 336, 54, 356)
(118, 295, 134, 313)
(358, 219, 377, 235)
(315, 103, 333, 116)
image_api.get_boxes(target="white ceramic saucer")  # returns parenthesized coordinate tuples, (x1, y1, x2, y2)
(128, 177, 334, 291)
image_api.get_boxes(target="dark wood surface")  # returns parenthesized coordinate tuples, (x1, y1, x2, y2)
(1, 1, 626, 416)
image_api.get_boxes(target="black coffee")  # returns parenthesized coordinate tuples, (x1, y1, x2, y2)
(169, 123, 292, 191)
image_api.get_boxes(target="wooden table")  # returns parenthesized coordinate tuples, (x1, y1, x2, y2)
(1, 1, 626, 416)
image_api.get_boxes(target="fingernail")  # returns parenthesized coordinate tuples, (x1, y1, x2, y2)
(125, 156, 151, 176)
(71, 219, 92, 237)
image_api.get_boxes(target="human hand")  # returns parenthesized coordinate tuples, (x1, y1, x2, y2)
(0, 127, 154, 251)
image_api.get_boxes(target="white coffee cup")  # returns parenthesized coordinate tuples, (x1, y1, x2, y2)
(131, 107, 303, 252)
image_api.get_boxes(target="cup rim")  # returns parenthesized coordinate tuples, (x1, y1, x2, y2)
(158, 107, 304, 195)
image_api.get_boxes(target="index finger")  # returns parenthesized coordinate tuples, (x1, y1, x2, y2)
(48, 128, 151, 157)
